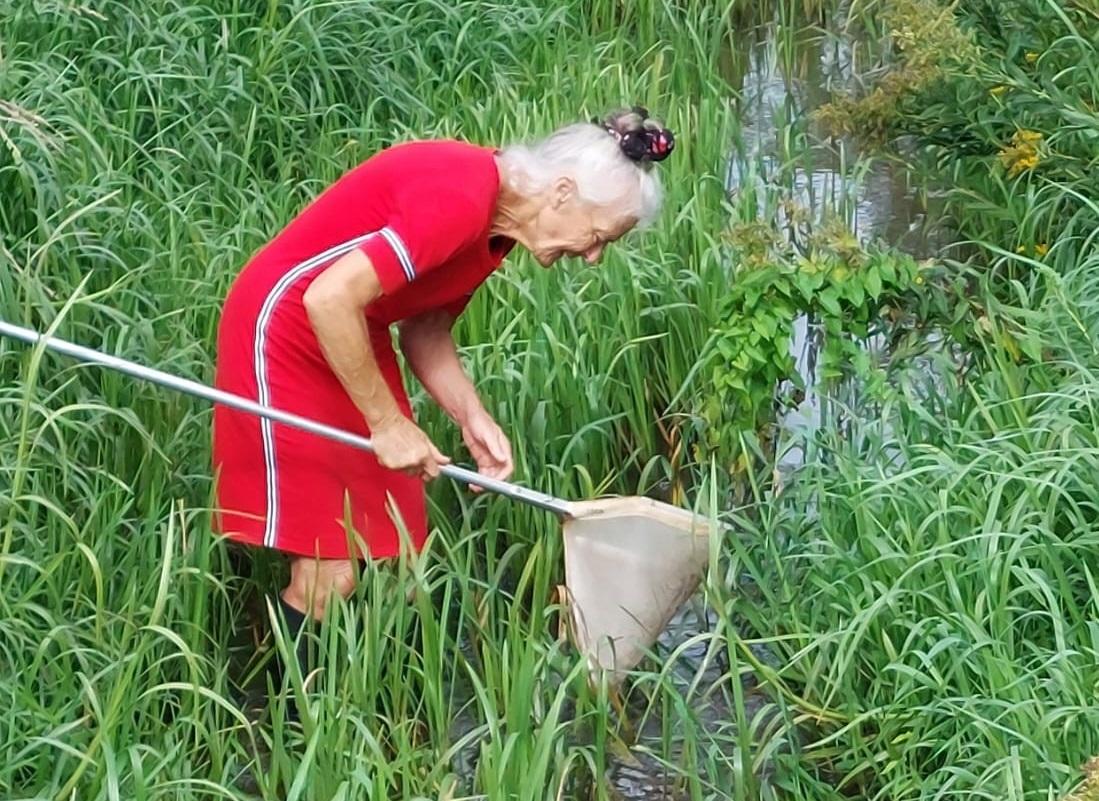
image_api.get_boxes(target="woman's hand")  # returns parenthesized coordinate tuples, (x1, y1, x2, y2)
(371, 414, 450, 481)
(460, 409, 514, 491)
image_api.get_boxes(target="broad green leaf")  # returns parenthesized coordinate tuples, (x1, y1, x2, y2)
(818, 288, 842, 317)
(866, 266, 883, 300)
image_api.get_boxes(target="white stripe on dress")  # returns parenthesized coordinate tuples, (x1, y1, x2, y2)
(253, 231, 382, 548)
(379, 227, 416, 282)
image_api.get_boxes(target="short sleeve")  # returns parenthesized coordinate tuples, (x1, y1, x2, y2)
(357, 186, 486, 296)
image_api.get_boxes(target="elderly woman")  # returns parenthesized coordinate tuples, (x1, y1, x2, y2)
(211, 106, 674, 679)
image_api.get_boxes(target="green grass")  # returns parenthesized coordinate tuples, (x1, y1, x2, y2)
(0, 2, 747, 799)
(3, 0, 1099, 800)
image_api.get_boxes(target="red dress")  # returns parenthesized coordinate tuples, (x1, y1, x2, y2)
(211, 140, 513, 560)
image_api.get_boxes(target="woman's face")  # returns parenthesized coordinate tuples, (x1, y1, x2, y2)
(524, 177, 638, 268)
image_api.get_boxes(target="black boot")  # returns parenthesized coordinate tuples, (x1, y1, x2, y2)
(280, 596, 312, 674)
(269, 594, 313, 720)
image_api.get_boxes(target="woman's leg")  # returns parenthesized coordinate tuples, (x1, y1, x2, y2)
(270, 556, 359, 686)
(283, 556, 359, 618)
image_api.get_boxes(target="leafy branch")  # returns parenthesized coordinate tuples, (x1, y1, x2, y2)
(697, 216, 962, 472)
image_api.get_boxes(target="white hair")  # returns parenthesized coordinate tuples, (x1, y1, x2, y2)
(498, 122, 664, 227)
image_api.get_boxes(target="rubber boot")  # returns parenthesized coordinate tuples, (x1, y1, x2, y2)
(270, 594, 313, 721)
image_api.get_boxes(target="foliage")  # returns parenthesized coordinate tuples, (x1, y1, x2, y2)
(813, 0, 978, 145)
(722, 2, 1099, 800)
(0, 1, 741, 799)
(699, 214, 957, 471)
(889, 0, 1099, 259)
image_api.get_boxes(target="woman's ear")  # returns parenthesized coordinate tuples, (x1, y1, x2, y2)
(551, 176, 577, 208)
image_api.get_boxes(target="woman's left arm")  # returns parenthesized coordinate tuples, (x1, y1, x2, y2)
(398, 310, 514, 488)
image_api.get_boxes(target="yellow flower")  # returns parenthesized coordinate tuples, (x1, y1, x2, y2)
(998, 129, 1044, 177)
(1016, 243, 1050, 257)
(1025, 51, 1039, 64)
(1012, 154, 1040, 175)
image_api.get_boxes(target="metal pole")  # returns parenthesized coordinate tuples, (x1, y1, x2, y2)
(0, 319, 572, 517)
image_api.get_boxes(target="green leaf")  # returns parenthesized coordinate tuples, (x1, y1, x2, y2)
(852, 348, 871, 375)
(846, 280, 866, 307)
(818, 288, 842, 317)
(866, 266, 883, 300)
(1019, 333, 1043, 362)
(771, 300, 796, 319)
(1000, 332, 1021, 361)
(744, 343, 767, 363)
(794, 274, 816, 304)
(752, 315, 778, 339)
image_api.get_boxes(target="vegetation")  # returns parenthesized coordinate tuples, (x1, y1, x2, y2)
(717, 2, 1099, 800)
(2, 0, 1098, 800)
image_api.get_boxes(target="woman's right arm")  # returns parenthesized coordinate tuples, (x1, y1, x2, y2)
(302, 248, 449, 481)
